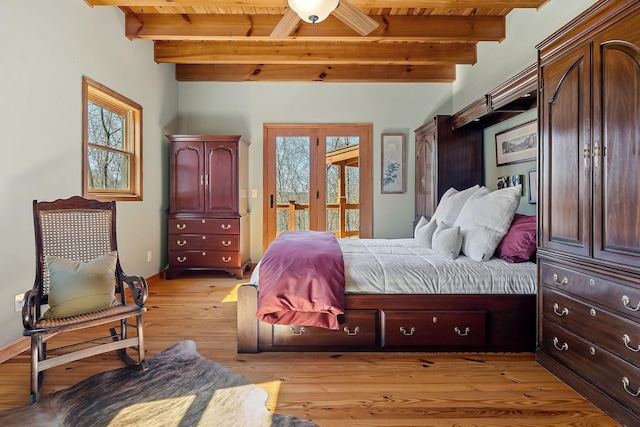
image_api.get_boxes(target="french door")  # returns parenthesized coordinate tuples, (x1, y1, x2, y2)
(263, 124, 372, 250)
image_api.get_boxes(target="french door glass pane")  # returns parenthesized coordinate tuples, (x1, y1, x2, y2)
(276, 136, 310, 233)
(325, 136, 360, 237)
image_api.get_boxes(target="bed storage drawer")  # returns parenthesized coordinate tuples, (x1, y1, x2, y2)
(381, 310, 487, 348)
(271, 310, 377, 348)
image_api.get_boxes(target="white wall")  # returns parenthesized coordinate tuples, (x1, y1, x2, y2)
(0, 0, 177, 345)
(177, 82, 453, 261)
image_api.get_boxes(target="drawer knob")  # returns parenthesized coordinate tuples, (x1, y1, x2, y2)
(176, 223, 187, 230)
(289, 326, 305, 335)
(589, 347, 596, 356)
(552, 274, 568, 286)
(622, 377, 640, 397)
(454, 326, 470, 336)
(622, 295, 640, 312)
(202, 252, 207, 256)
(221, 223, 232, 230)
(343, 327, 360, 336)
(202, 235, 206, 240)
(400, 326, 416, 336)
(553, 303, 569, 317)
(623, 334, 640, 352)
(222, 240, 232, 247)
(176, 240, 187, 246)
(221, 256, 232, 263)
(552, 337, 569, 351)
(589, 308, 597, 317)
(177, 256, 187, 263)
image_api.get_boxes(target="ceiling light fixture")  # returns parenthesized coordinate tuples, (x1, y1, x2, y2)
(288, 0, 339, 24)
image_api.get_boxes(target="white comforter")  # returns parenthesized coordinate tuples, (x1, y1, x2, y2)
(340, 238, 536, 295)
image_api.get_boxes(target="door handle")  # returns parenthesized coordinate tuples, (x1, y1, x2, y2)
(270, 194, 274, 209)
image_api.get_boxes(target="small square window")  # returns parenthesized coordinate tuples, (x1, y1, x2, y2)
(82, 77, 142, 201)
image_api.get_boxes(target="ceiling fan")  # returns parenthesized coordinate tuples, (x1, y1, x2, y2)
(270, 0, 380, 38)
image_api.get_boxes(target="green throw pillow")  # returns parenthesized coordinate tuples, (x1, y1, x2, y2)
(42, 251, 119, 319)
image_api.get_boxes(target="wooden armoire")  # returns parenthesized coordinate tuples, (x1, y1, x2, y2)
(166, 135, 251, 279)
(536, 1, 640, 425)
(414, 115, 483, 225)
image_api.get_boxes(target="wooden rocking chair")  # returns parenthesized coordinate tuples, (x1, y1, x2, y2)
(22, 196, 148, 404)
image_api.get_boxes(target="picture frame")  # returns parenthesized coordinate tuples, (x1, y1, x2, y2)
(527, 168, 538, 204)
(495, 121, 537, 166)
(497, 175, 524, 194)
(381, 133, 405, 194)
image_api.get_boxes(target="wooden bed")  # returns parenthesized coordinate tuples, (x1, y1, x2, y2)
(237, 236, 537, 354)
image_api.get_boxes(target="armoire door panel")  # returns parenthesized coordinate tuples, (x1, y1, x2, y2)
(206, 141, 238, 214)
(540, 46, 591, 257)
(170, 142, 205, 213)
(592, 14, 640, 267)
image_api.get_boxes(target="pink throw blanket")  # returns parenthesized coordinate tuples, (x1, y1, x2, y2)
(256, 231, 345, 330)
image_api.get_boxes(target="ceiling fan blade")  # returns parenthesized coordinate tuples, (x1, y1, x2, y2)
(270, 9, 301, 38)
(332, 0, 379, 36)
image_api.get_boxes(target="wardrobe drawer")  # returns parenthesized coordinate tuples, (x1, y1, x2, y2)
(168, 250, 240, 268)
(541, 321, 640, 416)
(381, 310, 486, 348)
(168, 218, 239, 235)
(540, 260, 640, 320)
(271, 310, 377, 348)
(543, 287, 640, 368)
(169, 234, 239, 251)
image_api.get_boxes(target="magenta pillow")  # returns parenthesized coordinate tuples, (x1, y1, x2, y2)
(494, 214, 537, 263)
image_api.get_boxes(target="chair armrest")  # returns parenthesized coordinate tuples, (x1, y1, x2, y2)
(22, 288, 39, 329)
(120, 274, 148, 307)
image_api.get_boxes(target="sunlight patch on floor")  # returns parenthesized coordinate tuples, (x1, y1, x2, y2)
(222, 283, 246, 303)
(256, 380, 283, 413)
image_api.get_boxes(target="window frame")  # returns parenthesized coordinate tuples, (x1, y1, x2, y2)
(82, 76, 143, 201)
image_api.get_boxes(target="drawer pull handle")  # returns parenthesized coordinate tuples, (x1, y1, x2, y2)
(221, 256, 232, 263)
(623, 334, 640, 352)
(552, 274, 568, 286)
(622, 377, 640, 397)
(553, 303, 569, 317)
(177, 256, 187, 263)
(290, 326, 305, 335)
(454, 326, 470, 336)
(400, 327, 416, 336)
(177, 240, 187, 246)
(552, 337, 568, 351)
(176, 223, 187, 230)
(622, 295, 640, 311)
(222, 240, 232, 247)
(221, 224, 232, 230)
(343, 327, 360, 336)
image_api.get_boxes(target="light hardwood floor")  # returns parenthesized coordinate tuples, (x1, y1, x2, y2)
(0, 272, 620, 426)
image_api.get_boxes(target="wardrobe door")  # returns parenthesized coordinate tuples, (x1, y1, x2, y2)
(539, 44, 592, 257)
(592, 13, 640, 267)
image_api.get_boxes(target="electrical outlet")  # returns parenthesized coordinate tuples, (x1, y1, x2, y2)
(147, 251, 152, 262)
(14, 293, 25, 312)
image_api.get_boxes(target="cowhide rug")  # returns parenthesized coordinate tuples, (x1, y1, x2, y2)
(0, 340, 317, 427)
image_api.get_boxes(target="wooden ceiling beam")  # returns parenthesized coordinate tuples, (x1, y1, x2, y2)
(87, 0, 548, 9)
(126, 13, 505, 41)
(175, 63, 456, 82)
(155, 40, 477, 65)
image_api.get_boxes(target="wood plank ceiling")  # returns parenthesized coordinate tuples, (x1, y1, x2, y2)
(83, 0, 549, 82)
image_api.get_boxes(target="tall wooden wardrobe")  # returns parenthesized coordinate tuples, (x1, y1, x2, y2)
(166, 135, 251, 280)
(536, 1, 640, 425)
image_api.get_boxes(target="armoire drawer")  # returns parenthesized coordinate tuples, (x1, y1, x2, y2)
(541, 320, 640, 416)
(381, 310, 486, 347)
(543, 287, 640, 368)
(540, 260, 640, 321)
(168, 218, 239, 235)
(169, 234, 239, 251)
(168, 250, 240, 268)
(271, 310, 377, 347)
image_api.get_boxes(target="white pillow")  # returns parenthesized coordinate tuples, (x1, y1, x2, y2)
(415, 217, 438, 248)
(432, 185, 481, 227)
(432, 222, 463, 259)
(454, 185, 521, 261)
(414, 216, 428, 237)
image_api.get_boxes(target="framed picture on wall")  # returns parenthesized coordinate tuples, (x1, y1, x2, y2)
(381, 133, 405, 194)
(495, 121, 537, 166)
(527, 168, 538, 204)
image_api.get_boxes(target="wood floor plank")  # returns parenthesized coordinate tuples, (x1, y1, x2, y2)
(0, 272, 620, 426)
